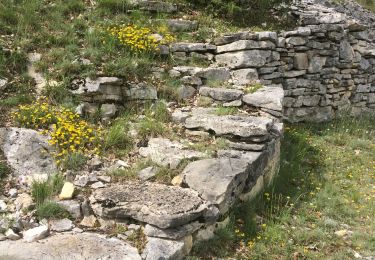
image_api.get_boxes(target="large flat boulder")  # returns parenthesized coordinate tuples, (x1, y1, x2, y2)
(215, 50, 272, 69)
(139, 138, 205, 169)
(199, 87, 243, 102)
(0, 232, 141, 260)
(184, 114, 274, 142)
(90, 182, 208, 229)
(181, 152, 262, 213)
(242, 87, 284, 112)
(0, 128, 57, 176)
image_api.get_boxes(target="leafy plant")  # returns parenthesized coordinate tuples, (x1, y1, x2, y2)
(36, 201, 70, 220)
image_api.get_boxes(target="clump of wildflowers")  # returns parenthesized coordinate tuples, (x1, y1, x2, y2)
(107, 24, 175, 53)
(12, 98, 101, 166)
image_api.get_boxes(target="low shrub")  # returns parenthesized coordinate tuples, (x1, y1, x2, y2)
(36, 201, 70, 220)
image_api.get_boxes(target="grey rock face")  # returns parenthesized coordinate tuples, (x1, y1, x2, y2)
(0, 128, 57, 176)
(182, 153, 261, 213)
(0, 232, 141, 260)
(50, 219, 73, 232)
(57, 200, 81, 219)
(124, 83, 157, 100)
(144, 222, 202, 240)
(171, 43, 216, 53)
(217, 40, 275, 53)
(230, 68, 259, 85)
(184, 114, 273, 142)
(178, 85, 196, 99)
(294, 53, 309, 70)
(215, 50, 272, 68)
(199, 87, 243, 101)
(339, 40, 354, 61)
(139, 138, 205, 169)
(164, 19, 198, 32)
(72, 77, 123, 102)
(242, 87, 284, 112)
(23, 225, 49, 242)
(284, 106, 334, 123)
(138, 166, 159, 181)
(90, 182, 208, 229)
(142, 236, 191, 260)
(100, 104, 118, 120)
(196, 67, 231, 82)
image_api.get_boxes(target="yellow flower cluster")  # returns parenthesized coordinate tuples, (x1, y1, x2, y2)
(13, 99, 101, 164)
(12, 99, 58, 129)
(107, 24, 175, 53)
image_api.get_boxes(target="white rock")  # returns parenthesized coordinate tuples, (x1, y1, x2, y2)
(23, 225, 49, 242)
(5, 229, 20, 240)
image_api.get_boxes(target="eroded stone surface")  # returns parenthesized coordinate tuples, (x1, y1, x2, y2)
(242, 87, 284, 112)
(90, 182, 208, 229)
(184, 114, 274, 142)
(139, 138, 205, 169)
(142, 236, 192, 260)
(0, 128, 57, 176)
(182, 153, 262, 213)
(199, 87, 243, 102)
(0, 232, 141, 260)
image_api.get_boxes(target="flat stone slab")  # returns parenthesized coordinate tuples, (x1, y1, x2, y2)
(171, 43, 216, 53)
(242, 87, 284, 112)
(199, 87, 243, 102)
(184, 114, 274, 142)
(142, 237, 190, 260)
(0, 127, 57, 176)
(90, 182, 208, 229)
(139, 138, 205, 169)
(215, 50, 272, 69)
(0, 232, 141, 260)
(181, 153, 262, 213)
(144, 222, 203, 240)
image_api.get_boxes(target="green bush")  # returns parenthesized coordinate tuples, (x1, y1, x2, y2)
(31, 174, 65, 206)
(36, 201, 70, 219)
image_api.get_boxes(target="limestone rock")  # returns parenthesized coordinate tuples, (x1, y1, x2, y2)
(57, 200, 81, 219)
(23, 225, 49, 242)
(230, 68, 259, 85)
(171, 43, 216, 53)
(216, 40, 275, 53)
(0, 232, 141, 260)
(242, 87, 284, 112)
(144, 222, 202, 240)
(294, 53, 309, 70)
(0, 78, 7, 90)
(90, 182, 208, 229)
(14, 193, 34, 211)
(125, 83, 157, 100)
(100, 104, 118, 120)
(59, 182, 75, 200)
(184, 114, 273, 142)
(178, 85, 196, 99)
(182, 154, 262, 213)
(5, 229, 20, 240)
(139, 138, 205, 169)
(72, 77, 123, 102)
(50, 218, 73, 232)
(142, 236, 192, 260)
(0, 128, 57, 176)
(215, 50, 272, 69)
(199, 87, 243, 102)
(80, 215, 97, 228)
(195, 67, 231, 82)
(138, 166, 158, 181)
(164, 19, 198, 32)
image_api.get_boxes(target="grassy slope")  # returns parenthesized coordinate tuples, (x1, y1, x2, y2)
(189, 116, 375, 259)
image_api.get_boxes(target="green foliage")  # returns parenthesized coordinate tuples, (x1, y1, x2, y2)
(196, 96, 213, 107)
(36, 201, 70, 220)
(137, 117, 166, 139)
(244, 83, 263, 94)
(102, 118, 133, 153)
(0, 161, 10, 179)
(31, 174, 65, 206)
(97, 0, 131, 13)
(61, 152, 88, 171)
(213, 106, 239, 116)
(181, 0, 294, 29)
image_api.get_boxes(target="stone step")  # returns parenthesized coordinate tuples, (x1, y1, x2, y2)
(90, 181, 209, 229)
(0, 232, 141, 260)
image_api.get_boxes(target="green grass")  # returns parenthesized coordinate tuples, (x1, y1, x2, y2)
(61, 152, 88, 171)
(190, 115, 375, 259)
(213, 106, 239, 116)
(36, 201, 70, 220)
(102, 118, 133, 154)
(31, 174, 65, 206)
